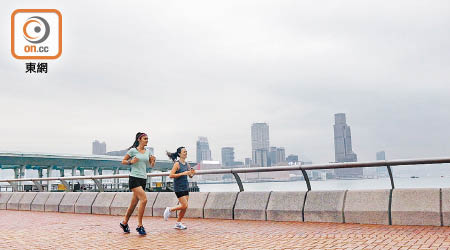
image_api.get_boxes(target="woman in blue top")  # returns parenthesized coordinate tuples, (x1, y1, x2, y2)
(163, 147, 195, 230)
(119, 132, 155, 235)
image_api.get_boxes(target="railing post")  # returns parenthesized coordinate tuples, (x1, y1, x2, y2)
(387, 165, 395, 189)
(93, 179, 104, 192)
(47, 166, 52, 191)
(71, 167, 76, 191)
(147, 174, 152, 192)
(79, 168, 85, 185)
(19, 165, 26, 179)
(162, 175, 167, 189)
(37, 168, 43, 191)
(38, 168, 43, 178)
(14, 166, 25, 192)
(114, 167, 120, 191)
(14, 167, 20, 179)
(232, 172, 244, 192)
(301, 169, 312, 191)
(7, 181, 18, 192)
(33, 181, 43, 192)
(94, 167, 103, 188)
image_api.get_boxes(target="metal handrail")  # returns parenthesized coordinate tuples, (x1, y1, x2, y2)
(1, 157, 450, 192)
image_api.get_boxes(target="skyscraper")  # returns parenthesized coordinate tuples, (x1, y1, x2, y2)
(287, 154, 299, 163)
(92, 140, 106, 155)
(221, 147, 235, 167)
(376, 151, 388, 177)
(269, 146, 286, 166)
(251, 123, 269, 167)
(376, 151, 386, 161)
(269, 147, 277, 166)
(276, 147, 286, 164)
(196, 136, 212, 163)
(244, 158, 252, 166)
(254, 149, 268, 167)
(333, 113, 361, 178)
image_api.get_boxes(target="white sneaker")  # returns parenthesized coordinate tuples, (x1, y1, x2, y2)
(163, 207, 171, 221)
(174, 222, 187, 230)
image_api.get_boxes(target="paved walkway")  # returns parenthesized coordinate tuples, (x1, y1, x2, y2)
(1, 210, 450, 250)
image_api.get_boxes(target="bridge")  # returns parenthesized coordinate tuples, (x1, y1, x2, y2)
(0, 151, 177, 174)
(1, 155, 450, 249)
(0, 151, 188, 192)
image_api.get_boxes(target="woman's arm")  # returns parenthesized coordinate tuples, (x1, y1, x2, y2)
(121, 154, 138, 165)
(169, 162, 189, 178)
(187, 163, 195, 178)
(148, 155, 156, 167)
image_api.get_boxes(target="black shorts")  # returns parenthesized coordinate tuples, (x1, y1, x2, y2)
(175, 191, 189, 198)
(129, 176, 146, 190)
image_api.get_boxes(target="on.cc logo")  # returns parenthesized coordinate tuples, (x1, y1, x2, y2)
(11, 9, 62, 60)
(23, 16, 50, 44)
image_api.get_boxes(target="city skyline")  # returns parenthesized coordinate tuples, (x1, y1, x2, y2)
(1, 1, 450, 164)
(196, 136, 212, 163)
(3, 110, 439, 166)
(90, 115, 370, 168)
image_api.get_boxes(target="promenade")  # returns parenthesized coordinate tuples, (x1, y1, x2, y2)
(1, 210, 450, 250)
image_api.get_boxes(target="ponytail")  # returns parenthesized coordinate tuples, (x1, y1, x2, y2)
(166, 146, 185, 162)
(166, 151, 178, 162)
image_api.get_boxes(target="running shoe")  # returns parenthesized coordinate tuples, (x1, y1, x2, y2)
(163, 207, 171, 221)
(136, 226, 147, 235)
(174, 222, 187, 230)
(120, 222, 130, 233)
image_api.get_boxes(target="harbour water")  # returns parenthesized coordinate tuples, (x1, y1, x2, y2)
(1, 169, 450, 192)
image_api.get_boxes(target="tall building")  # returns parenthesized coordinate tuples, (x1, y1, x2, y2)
(376, 151, 386, 160)
(221, 147, 235, 167)
(196, 136, 212, 163)
(269, 147, 277, 166)
(287, 154, 299, 163)
(276, 147, 286, 164)
(92, 140, 106, 155)
(269, 147, 286, 165)
(254, 149, 268, 167)
(376, 151, 389, 177)
(333, 113, 361, 178)
(244, 158, 252, 166)
(251, 123, 270, 167)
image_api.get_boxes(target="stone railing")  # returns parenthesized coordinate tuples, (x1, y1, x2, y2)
(1, 157, 450, 226)
(1, 189, 449, 227)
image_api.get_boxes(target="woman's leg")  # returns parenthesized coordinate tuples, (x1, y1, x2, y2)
(169, 195, 188, 212)
(122, 191, 139, 225)
(176, 195, 189, 223)
(132, 187, 148, 227)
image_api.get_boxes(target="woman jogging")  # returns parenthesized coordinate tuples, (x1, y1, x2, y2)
(163, 147, 195, 230)
(119, 132, 156, 235)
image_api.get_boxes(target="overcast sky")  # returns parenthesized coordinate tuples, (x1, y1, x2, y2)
(1, 0, 449, 164)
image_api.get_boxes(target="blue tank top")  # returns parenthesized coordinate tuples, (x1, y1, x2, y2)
(174, 160, 189, 192)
